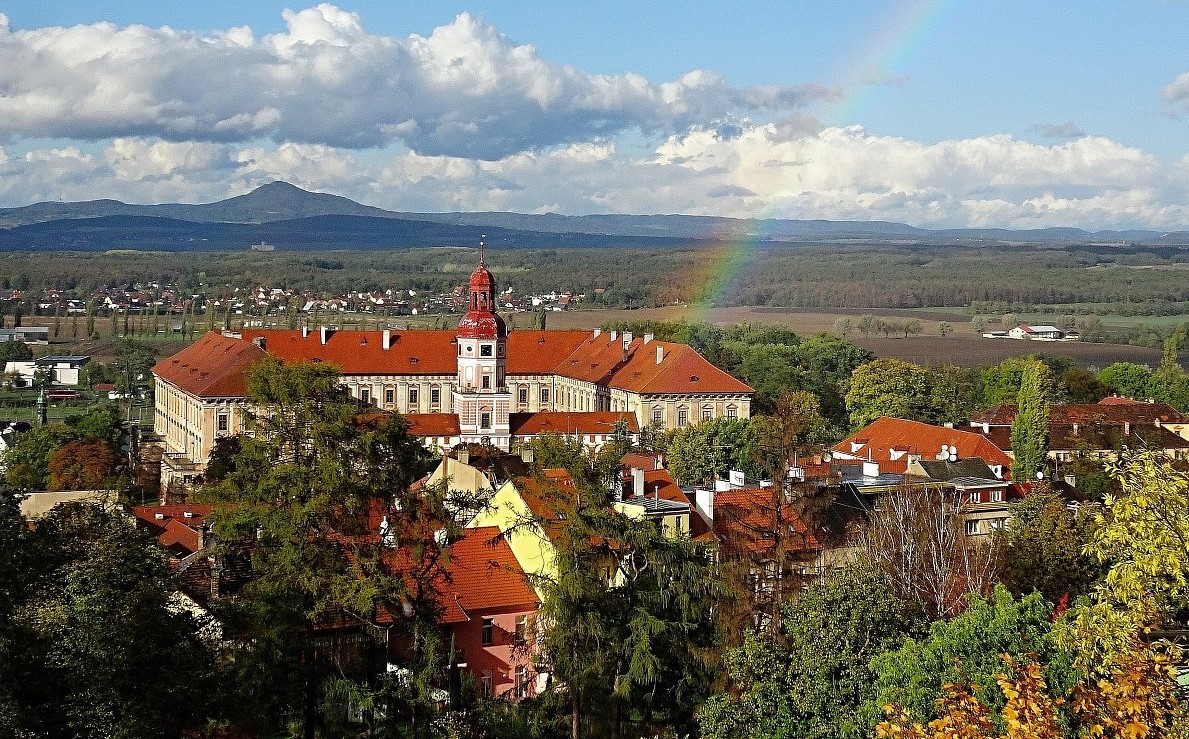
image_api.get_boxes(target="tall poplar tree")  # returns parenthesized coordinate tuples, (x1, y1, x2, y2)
(1011, 359, 1051, 482)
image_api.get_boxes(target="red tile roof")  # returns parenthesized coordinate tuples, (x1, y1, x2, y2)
(131, 504, 212, 556)
(161, 328, 752, 400)
(713, 487, 821, 557)
(152, 332, 265, 398)
(834, 417, 1014, 476)
(404, 413, 461, 437)
(509, 411, 640, 436)
(553, 333, 752, 395)
(621, 452, 663, 471)
(434, 527, 539, 623)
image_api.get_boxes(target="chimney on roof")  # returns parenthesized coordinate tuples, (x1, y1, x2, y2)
(457, 449, 469, 465)
(632, 467, 645, 498)
(521, 446, 534, 464)
(656, 345, 664, 365)
(593, 328, 601, 338)
(1125, 421, 1131, 436)
(643, 333, 653, 345)
(383, 329, 392, 350)
(1072, 422, 1079, 435)
(610, 330, 617, 341)
(623, 331, 633, 346)
(982, 422, 990, 433)
(252, 336, 266, 351)
(302, 325, 310, 338)
(320, 325, 329, 345)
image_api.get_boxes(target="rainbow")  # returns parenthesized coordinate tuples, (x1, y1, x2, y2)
(682, 0, 960, 322)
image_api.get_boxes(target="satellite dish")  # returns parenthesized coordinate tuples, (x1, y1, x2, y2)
(949, 451, 958, 462)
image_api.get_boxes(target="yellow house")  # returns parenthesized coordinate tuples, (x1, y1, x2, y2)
(466, 471, 576, 598)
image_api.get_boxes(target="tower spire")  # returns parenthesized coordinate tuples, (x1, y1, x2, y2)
(478, 234, 486, 267)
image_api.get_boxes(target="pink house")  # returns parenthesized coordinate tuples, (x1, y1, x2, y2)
(388, 526, 541, 701)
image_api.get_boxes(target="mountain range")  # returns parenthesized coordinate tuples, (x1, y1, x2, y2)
(1, 181, 1186, 252)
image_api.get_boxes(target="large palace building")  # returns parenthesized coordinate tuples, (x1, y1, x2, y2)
(153, 254, 752, 486)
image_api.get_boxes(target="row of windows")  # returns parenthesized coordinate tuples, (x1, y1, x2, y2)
(480, 615, 528, 646)
(968, 489, 1004, 504)
(965, 518, 1007, 536)
(479, 666, 529, 699)
(651, 404, 739, 426)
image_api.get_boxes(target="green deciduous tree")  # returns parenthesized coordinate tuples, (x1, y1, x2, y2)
(868, 586, 1077, 730)
(845, 359, 934, 429)
(1097, 362, 1153, 400)
(3, 503, 219, 738)
(998, 487, 1102, 604)
(699, 564, 921, 739)
(664, 416, 777, 485)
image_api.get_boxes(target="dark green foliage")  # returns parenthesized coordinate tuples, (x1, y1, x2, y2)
(198, 357, 440, 737)
(2, 405, 128, 491)
(999, 488, 1103, 603)
(1098, 362, 1154, 399)
(2, 503, 219, 738)
(867, 586, 1078, 729)
(699, 564, 922, 739)
(0, 340, 32, 363)
(535, 492, 726, 738)
(1059, 366, 1109, 403)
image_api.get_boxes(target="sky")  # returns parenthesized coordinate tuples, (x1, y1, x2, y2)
(0, 1, 1188, 229)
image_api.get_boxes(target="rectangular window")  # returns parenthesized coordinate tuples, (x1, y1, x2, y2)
(989, 518, 1006, 531)
(989, 489, 1003, 503)
(217, 413, 228, 433)
(481, 617, 494, 645)
(518, 386, 528, 404)
(431, 387, 440, 406)
(480, 344, 493, 357)
(652, 407, 663, 423)
(515, 665, 528, 699)
(515, 615, 527, 643)
(481, 670, 493, 698)
(677, 408, 688, 427)
(408, 387, 419, 406)
(384, 387, 394, 405)
(540, 388, 550, 403)
(480, 412, 491, 430)
(726, 406, 738, 419)
(482, 375, 491, 389)
(965, 520, 980, 536)
(360, 387, 370, 404)
(968, 490, 980, 504)
(702, 408, 713, 421)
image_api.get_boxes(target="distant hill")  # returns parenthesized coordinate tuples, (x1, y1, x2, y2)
(1, 181, 1187, 250)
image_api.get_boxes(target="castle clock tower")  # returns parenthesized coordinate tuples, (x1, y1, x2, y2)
(454, 241, 511, 449)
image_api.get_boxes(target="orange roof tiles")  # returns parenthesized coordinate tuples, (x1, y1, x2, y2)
(973, 400, 1189, 427)
(404, 413, 461, 437)
(509, 411, 640, 436)
(714, 487, 821, 557)
(834, 417, 1014, 476)
(152, 332, 265, 398)
(160, 328, 752, 400)
(436, 527, 539, 623)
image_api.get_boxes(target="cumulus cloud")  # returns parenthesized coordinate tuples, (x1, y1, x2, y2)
(1163, 72, 1189, 115)
(0, 6, 831, 158)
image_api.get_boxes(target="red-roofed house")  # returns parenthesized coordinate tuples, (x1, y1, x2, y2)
(832, 417, 1013, 478)
(130, 504, 213, 562)
(391, 527, 542, 701)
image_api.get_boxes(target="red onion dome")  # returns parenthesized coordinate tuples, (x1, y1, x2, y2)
(469, 265, 495, 290)
(457, 310, 506, 339)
